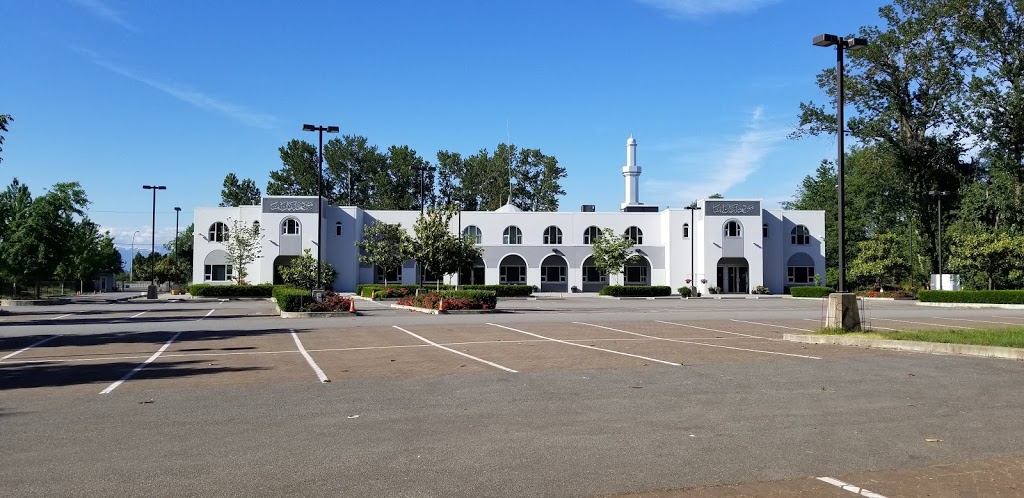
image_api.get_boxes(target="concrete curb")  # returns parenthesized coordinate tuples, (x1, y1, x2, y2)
(389, 303, 498, 315)
(279, 310, 358, 318)
(783, 333, 1024, 360)
(0, 298, 71, 306)
(916, 302, 1024, 310)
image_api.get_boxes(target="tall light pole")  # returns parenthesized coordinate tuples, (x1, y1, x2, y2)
(142, 185, 166, 299)
(174, 207, 181, 285)
(813, 33, 867, 294)
(412, 164, 436, 215)
(130, 230, 140, 284)
(302, 123, 339, 291)
(684, 204, 701, 295)
(929, 190, 949, 290)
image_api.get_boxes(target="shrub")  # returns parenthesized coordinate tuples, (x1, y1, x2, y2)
(599, 285, 673, 297)
(856, 289, 916, 299)
(396, 290, 498, 310)
(752, 285, 771, 295)
(459, 284, 533, 297)
(790, 286, 833, 298)
(918, 290, 1024, 304)
(187, 283, 274, 297)
(707, 286, 721, 294)
(303, 292, 353, 312)
(273, 286, 313, 312)
(357, 284, 430, 298)
(678, 286, 693, 297)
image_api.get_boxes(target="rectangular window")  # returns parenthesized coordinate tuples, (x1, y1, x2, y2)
(787, 266, 815, 283)
(204, 264, 233, 282)
(500, 266, 526, 283)
(583, 266, 607, 282)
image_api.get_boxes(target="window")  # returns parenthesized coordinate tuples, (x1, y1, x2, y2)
(724, 220, 742, 237)
(762, 224, 768, 238)
(499, 265, 526, 283)
(683, 223, 689, 238)
(503, 226, 522, 244)
(582, 266, 607, 282)
(791, 225, 810, 245)
(208, 222, 229, 242)
(540, 266, 566, 282)
(281, 218, 300, 235)
(462, 225, 482, 244)
(336, 222, 342, 236)
(375, 266, 402, 283)
(624, 226, 643, 244)
(625, 265, 648, 284)
(543, 225, 562, 245)
(787, 266, 816, 283)
(204, 264, 233, 281)
(583, 226, 601, 245)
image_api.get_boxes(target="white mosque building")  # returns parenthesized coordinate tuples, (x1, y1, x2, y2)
(193, 138, 825, 295)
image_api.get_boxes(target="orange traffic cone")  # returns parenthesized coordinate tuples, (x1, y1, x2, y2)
(438, 298, 446, 311)
(349, 299, 356, 313)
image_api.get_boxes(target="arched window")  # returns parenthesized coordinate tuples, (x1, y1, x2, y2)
(724, 220, 742, 237)
(762, 223, 768, 238)
(463, 225, 482, 244)
(336, 222, 342, 236)
(281, 218, 300, 235)
(503, 226, 522, 244)
(543, 225, 562, 245)
(683, 223, 690, 238)
(208, 222, 229, 242)
(791, 225, 810, 245)
(583, 226, 601, 245)
(624, 226, 643, 244)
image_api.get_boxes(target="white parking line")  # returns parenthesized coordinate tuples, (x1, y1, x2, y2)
(0, 335, 61, 362)
(939, 317, 1022, 326)
(51, 313, 75, 320)
(730, 319, 815, 332)
(577, 322, 821, 360)
(393, 326, 517, 373)
(100, 331, 182, 394)
(290, 330, 330, 383)
(487, 323, 682, 367)
(655, 320, 777, 340)
(992, 315, 1024, 320)
(874, 318, 977, 329)
(197, 309, 215, 321)
(816, 476, 887, 497)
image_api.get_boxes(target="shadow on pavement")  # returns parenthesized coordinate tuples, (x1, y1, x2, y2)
(0, 359, 269, 390)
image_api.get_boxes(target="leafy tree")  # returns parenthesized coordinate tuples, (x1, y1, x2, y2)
(847, 232, 911, 289)
(355, 221, 413, 287)
(223, 219, 263, 284)
(154, 255, 190, 286)
(946, 228, 1024, 290)
(411, 205, 483, 289)
(220, 173, 261, 207)
(590, 227, 637, 285)
(324, 135, 388, 207)
(266, 140, 332, 198)
(708, 193, 724, 199)
(437, 143, 565, 211)
(131, 251, 161, 282)
(280, 248, 337, 291)
(163, 223, 194, 283)
(0, 114, 11, 164)
(56, 220, 122, 293)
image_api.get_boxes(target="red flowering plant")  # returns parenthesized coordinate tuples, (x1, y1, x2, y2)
(304, 291, 353, 312)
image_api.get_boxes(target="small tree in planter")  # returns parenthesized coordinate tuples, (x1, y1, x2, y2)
(591, 227, 636, 285)
(224, 218, 263, 285)
(280, 248, 338, 292)
(411, 205, 482, 291)
(356, 221, 413, 287)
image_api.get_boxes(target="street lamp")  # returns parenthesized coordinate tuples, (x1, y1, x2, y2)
(174, 207, 181, 285)
(929, 190, 950, 290)
(813, 33, 867, 294)
(684, 204, 701, 295)
(143, 185, 166, 299)
(412, 164, 437, 215)
(130, 230, 140, 285)
(302, 123, 340, 291)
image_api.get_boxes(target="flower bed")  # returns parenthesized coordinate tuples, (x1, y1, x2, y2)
(856, 289, 916, 299)
(396, 290, 497, 310)
(273, 287, 353, 312)
(358, 284, 534, 298)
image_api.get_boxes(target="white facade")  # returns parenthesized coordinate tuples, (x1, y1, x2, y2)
(194, 139, 825, 294)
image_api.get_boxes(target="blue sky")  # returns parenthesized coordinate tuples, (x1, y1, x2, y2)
(1, 0, 889, 251)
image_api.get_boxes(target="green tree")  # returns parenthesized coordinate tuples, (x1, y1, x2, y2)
(56, 220, 123, 293)
(0, 114, 11, 164)
(154, 255, 190, 286)
(411, 205, 483, 289)
(847, 232, 911, 289)
(437, 143, 565, 211)
(220, 173, 261, 207)
(590, 227, 637, 285)
(223, 219, 263, 284)
(163, 224, 194, 284)
(947, 228, 1024, 290)
(323, 134, 388, 207)
(131, 251, 161, 283)
(280, 248, 337, 291)
(355, 221, 412, 287)
(266, 140, 332, 198)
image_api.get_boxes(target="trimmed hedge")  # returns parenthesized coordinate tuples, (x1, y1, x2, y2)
(790, 286, 833, 298)
(919, 290, 1024, 304)
(599, 285, 673, 297)
(357, 284, 424, 298)
(397, 290, 498, 310)
(460, 284, 534, 297)
(273, 286, 314, 312)
(187, 283, 274, 297)
(357, 283, 535, 298)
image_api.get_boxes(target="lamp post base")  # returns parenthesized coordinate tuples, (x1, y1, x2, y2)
(147, 285, 158, 299)
(825, 293, 861, 331)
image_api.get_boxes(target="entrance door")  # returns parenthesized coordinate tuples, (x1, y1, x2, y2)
(716, 258, 750, 293)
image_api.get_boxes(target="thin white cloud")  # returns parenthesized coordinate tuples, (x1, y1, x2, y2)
(636, 0, 779, 18)
(68, 0, 138, 32)
(644, 106, 788, 206)
(75, 49, 277, 129)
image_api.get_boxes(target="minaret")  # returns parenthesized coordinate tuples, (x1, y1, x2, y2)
(621, 135, 642, 210)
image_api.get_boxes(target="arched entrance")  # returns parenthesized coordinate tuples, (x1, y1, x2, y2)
(581, 255, 608, 292)
(716, 257, 749, 293)
(272, 255, 298, 285)
(499, 255, 527, 284)
(624, 257, 651, 286)
(540, 254, 568, 292)
(459, 256, 485, 285)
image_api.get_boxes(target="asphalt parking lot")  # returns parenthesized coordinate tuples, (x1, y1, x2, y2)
(2, 296, 1024, 497)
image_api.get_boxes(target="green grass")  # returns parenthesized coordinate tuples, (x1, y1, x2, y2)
(814, 327, 1024, 348)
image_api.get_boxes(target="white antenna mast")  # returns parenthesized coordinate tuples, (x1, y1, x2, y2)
(506, 118, 513, 204)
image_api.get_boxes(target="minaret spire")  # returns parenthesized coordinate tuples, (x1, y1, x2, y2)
(621, 135, 641, 210)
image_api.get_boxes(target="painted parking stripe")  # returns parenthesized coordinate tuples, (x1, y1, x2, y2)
(656, 320, 778, 340)
(0, 335, 60, 362)
(577, 322, 821, 360)
(197, 309, 215, 321)
(99, 331, 182, 394)
(51, 313, 75, 320)
(112, 310, 148, 323)
(487, 323, 682, 367)
(290, 330, 330, 383)
(874, 318, 977, 329)
(939, 317, 1022, 326)
(730, 319, 815, 332)
(816, 476, 887, 497)
(393, 326, 517, 373)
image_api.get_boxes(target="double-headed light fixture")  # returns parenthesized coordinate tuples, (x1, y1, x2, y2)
(302, 124, 339, 291)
